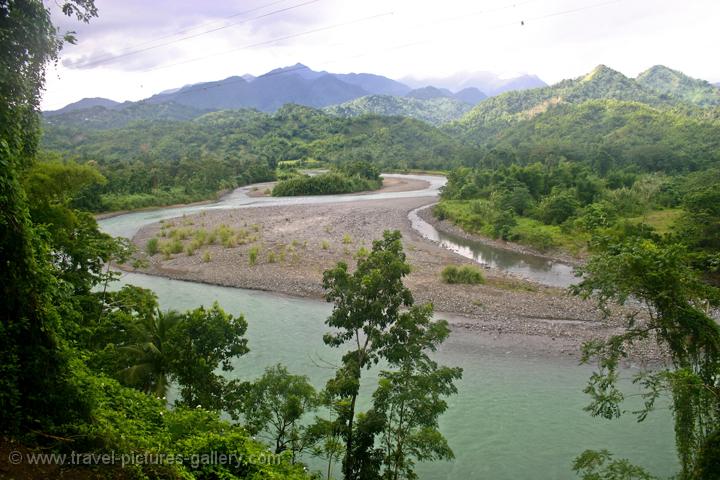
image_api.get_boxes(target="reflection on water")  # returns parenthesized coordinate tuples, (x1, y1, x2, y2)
(409, 205, 578, 288)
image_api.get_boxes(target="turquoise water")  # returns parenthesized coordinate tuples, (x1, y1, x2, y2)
(99, 176, 677, 479)
(114, 272, 678, 480)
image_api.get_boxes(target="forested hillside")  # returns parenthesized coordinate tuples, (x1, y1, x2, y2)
(324, 94, 473, 125)
(42, 104, 473, 210)
(447, 64, 720, 141)
(436, 66, 720, 265)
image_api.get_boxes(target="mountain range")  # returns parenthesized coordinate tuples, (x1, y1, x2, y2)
(449, 64, 720, 141)
(44, 63, 524, 119)
(402, 70, 547, 96)
(43, 64, 720, 135)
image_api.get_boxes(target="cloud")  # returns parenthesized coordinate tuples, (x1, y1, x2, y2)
(41, 0, 720, 110)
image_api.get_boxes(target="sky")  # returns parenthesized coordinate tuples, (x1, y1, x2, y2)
(41, 0, 720, 110)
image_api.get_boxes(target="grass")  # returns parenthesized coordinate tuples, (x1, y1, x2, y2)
(248, 246, 259, 266)
(146, 238, 159, 256)
(486, 277, 539, 293)
(355, 246, 370, 259)
(321, 240, 329, 250)
(342, 233, 353, 244)
(441, 265, 485, 285)
(628, 208, 682, 235)
(202, 251, 212, 263)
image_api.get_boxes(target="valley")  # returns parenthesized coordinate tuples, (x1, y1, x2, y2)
(5, 3, 720, 477)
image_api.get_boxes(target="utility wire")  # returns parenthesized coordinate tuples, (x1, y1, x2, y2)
(73, 0, 323, 69)
(142, 11, 395, 73)
(113, 0, 292, 50)
(152, 0, 625, 101)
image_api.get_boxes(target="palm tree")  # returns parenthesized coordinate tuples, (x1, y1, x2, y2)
(119, 308, 182, 399)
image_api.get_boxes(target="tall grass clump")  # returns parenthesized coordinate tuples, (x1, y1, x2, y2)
(441, 265, 485, 285)
(146, 238, 159, 255)
(248, 246, 259, 266)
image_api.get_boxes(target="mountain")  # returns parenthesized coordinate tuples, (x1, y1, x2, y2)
(405, 86, 454, 100)
(403, 71, 547, 96)
(144, 70, 369, 112)
(636, 65, 720, 107)
(483, 99, 720, 173)
(45, 97, 120, 116)
(453, 87, 487, 105)
(448, 64, 681, 141)
(324, 95, 473, 125)
(334, 73, 411, 96)
(43, 101, 208, 130)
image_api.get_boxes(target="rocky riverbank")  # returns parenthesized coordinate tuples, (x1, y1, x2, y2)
(123, 195, 662, 362)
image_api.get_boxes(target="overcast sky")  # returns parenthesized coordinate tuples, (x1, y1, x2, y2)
(41, 0, 720, 110)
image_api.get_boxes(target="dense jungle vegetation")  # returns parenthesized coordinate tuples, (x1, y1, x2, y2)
(3, 1, 720, 479)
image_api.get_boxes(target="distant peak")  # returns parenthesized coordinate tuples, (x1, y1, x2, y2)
(637, 65, 682, 78)
(582, 64, 626, 82)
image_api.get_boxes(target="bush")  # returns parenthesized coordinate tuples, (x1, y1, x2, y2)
(146, 238, 159, 256)
(441, 265, 485, 284)
(536, 189, 580, 225)
(272, 171, 381, 197)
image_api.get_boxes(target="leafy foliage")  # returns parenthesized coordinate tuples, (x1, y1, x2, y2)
(325, 94, 472, 126)
(320, 230, 461, 479)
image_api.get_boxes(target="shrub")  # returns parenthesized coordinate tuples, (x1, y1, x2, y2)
(321, 240, 329, 250)
(202, 251, 212, 263)
(146, 238, 159, 256)
(441, 265, 485, 284)
(342, 233, 353, 244)
(537, 189, 580, 225)
(168, 239, 183, 254)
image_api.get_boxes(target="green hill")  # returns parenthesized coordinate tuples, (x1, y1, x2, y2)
(324, 94, 473, 125)
(447, 64, 683, 142)
(636, 65, 720, 107)
(42, 101, 209, 130)
(485, 99, 720, 173)
(40, 104, 471, 210)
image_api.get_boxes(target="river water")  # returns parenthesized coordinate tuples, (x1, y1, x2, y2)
(98, 175, 677, 479)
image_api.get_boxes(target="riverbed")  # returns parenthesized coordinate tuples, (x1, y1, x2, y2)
(98, 174, 678, 479)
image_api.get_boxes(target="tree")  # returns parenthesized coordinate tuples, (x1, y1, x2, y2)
(0, 0, 98, 433)
(119, 308, 182, 399)
(167, 302, 249, 409)
(239, 364, 318, 460)
(118, 302, 248, 408)
(572, 237, 720, 478)
(321, 230, 461, 480)
(373, 356, 462, 480)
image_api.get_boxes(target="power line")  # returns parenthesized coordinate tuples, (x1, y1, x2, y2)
(142, 11, 395, 74)
(73, 0, 323, 69)
(113, 0, 292, 50)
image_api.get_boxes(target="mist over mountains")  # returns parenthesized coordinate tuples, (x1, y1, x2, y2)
(44, 63, 539, 116)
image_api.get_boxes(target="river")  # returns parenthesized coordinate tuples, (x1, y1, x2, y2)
(98, 175, 677, 479)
